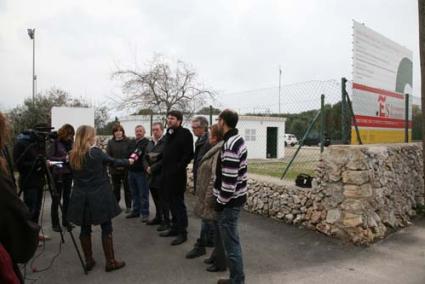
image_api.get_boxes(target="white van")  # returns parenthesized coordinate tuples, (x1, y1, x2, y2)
(284, 134, 298, 147)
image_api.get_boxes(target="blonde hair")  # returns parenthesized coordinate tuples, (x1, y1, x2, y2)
(70, 125, 96, 170)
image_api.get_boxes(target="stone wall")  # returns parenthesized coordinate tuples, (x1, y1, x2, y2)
(245, 143, 424, 245)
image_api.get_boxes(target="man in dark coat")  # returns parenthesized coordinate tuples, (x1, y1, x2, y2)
(126, 125, 150, 221)
(143, 122, 169, 228)
(159, 110, 194, 246)
(13, 129, 45, 224)
(186, 116, 215, 259)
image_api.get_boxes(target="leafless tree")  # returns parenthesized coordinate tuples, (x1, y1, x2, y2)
(112, 56, 214, 116)
(420, 0, 425, 197)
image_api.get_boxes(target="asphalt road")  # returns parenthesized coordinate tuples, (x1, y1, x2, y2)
(23, 194, 425, 284)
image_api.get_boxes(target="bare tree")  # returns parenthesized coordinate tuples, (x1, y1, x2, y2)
(420, 0, 425, 198)
(112, 56, 213, 115)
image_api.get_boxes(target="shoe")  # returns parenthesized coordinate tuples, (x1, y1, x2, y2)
(204, 256, 215, 265)
(217, 279, 232, 284)
(140, 216, 149, 223)
(125, 208, 132, 214)
(52, 225, 62, 232)
(206, 264, 226, 272)
(159, 229, 178, 237)
(157, 223, 170, 232)
(171, 234, 187, 246)
(126, 212, 140, 219)
(38, 233, 51, 241)
(146, 218, 161, 226)
(80, 235, 96, 271)
(102, 234, 126, 272)
(185, 246, 206, 259)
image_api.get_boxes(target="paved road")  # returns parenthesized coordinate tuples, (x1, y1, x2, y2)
(24, 194, 425, 284)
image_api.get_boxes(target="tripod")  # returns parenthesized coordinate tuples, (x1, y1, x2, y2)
(37, 154, 88, 275)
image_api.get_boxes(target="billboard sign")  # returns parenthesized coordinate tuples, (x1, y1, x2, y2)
(352, 20, 413, 143)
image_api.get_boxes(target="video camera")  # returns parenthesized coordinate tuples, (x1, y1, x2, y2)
(18, 125, 57, 156)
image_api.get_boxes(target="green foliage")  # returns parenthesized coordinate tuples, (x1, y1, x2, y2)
(8, 87, 109, 137)
(196, 106, 221, 115)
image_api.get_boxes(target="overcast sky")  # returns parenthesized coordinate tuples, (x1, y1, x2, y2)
(0, 0, 420, 113)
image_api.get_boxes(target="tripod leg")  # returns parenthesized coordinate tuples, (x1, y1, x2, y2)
(67, 226, 88, 275)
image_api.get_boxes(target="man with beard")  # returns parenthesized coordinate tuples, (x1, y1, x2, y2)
(159, 110, 194, 246)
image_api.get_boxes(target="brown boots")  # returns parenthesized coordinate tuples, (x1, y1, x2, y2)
(102, 234, 126, 272)
(80, 236, 96, 271)
(80, 234, 125, 272)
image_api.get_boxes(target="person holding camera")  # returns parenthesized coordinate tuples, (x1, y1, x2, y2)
(0, 112, 40, 283)
(106, 124, 132, 213)
(68, 125, 134, 272)
(48, 124, 75, 232)
(13, 124, 47, 226)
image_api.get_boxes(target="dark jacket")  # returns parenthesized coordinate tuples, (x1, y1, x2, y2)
(193, 133, 211, 192)
(128, 137, 149, 173)
(48, 138, 73, 176)
(67, 147, 129, 226)
(143, 137, 165, 189)
(0, 173, 40, 264)
(13, 131, 44, 188)
(106, 137, 132, 175)
(161, 126, 194, 193)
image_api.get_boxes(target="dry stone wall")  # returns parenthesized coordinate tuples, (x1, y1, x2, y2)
(245, 143, 423, 245)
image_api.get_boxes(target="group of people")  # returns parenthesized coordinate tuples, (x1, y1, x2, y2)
(0, 108, 248, 284)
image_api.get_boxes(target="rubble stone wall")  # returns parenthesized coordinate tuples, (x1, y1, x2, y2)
(245, 144, 424, 245)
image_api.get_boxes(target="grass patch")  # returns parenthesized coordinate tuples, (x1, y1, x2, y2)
(248, 161, 316, 181)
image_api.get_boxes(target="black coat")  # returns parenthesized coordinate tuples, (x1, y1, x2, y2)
(0, 173, 39, 264)
(106, 137, 132, 175)
(67, 147, 129, 226)
(143, 137, 165, 189)
(161, 126, 194, 194)
(13, 132, 44, 188)
(128, 137, 149, 173)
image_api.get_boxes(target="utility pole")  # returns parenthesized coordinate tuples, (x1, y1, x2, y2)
(278, 65, 282, 113)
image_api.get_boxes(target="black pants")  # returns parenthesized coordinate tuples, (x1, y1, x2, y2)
(80, 220, 113, 237)
(51, 173, 72, 227)
(23, 186, 43, 224)
(150, 186, 170, 223)
(111, 171, 131, 209)
(169, 190, 188, 234)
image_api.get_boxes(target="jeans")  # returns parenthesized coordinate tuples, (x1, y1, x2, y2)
(128, 171, 149, 217)
(23, 187, 43, 223)
(111, 171, 131, 209)
(80, 220, 113, 238)
(51, 173, 72, 226)
(199, 219, 214, 246)
(218, 206, 245, 284)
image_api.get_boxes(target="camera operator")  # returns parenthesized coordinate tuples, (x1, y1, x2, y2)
(0, 112, 40, 283)
(48, 124, 75, 232)
(13, 124, 47, 226)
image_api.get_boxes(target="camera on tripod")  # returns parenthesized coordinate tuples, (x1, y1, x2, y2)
(18, 125, 57, 156)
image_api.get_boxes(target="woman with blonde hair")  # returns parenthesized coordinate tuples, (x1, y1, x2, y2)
(67, 125, 133, 272)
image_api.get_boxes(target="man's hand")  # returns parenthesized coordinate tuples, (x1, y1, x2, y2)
(146, 167, 151, 174)
(128, 158, 135, 165)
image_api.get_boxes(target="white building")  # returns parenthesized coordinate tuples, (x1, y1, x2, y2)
(119, 114, 286, 159)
